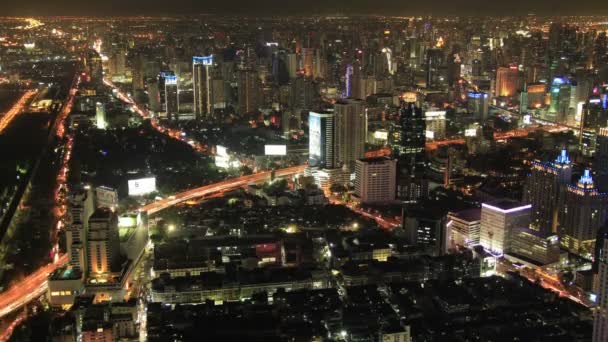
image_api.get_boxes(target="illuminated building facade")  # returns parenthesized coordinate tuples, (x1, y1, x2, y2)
(479, 201, 531, 255)
(467, 91, 489, 121)
(354, 157, 397, 204)
(495, 66, 519, 97)
(523, 150, 572, 234)
(594, 235, 608, 342)
(559, 170, 608, 257)
(87, 208, 120, 280)
(193, 56, 213, 120)
(447, 208, 481, 248)
(309, 111, 335, 169)
(334, 99, 366, 169)
(164, 74, 178, 120)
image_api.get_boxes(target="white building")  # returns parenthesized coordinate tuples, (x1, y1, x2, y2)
(354, 157, 397, 204)
(479, 201, 531, 254)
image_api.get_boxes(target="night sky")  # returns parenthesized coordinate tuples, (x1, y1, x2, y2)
(5, 0, 608, 17)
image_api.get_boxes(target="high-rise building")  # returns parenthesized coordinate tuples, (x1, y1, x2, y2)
(86, 50, 103, 85)
(495, 66, 519, 97)
(523, 150, 572, 234)
(559, 170, 608, 257)
(309, 111, 335, 169)
(467, 91, 489, 121)
(594, 232, 608, 342)
(354, 157, 397, 204)
(479, 201, 531, 254)
(87, 208, 120, 279)
(66, 187, 95, 276)
(548, 77, 572, 123)
(237, 69, 259, 114)
(447, 208, 481, 249)
(527, 83, 546, 109)
(193, 56, 213, 120)
(164, 75, 178, 120)
(147, 79, 161, 114)
(425, 48, 443, 89)
(392, 102, 427, 202)
(95, 102, 107, 130)
(596, 128, 608, 180)
(334, 99, 366, 169)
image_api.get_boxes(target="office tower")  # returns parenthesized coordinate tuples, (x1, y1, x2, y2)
(309, 111, 335, 169)
(85, 50, 103, 84)
(479, 201, 531, 254)
(391, 102, 427, 202)
(302, 48, 314, 77)
(447, 208, 481, 248)
(95, 102, 107, 130)
(424, 110, 446, 140)
(286, 53, 298, 79)
(65, 187, 95, 275)
(147, 79, 161, 114)
(210, 78, 227, 111)
(559, 170, 608, 257)
(425, 48, 443, 89)
(87, 208, 120, 278)
(584, 98, 607, 132)
(237, 69, 260, 114)
(527, 83, 547, 108)
(467, 91, 489, 121)
(594, 231, 608, 342)
(596, 128, 608, 179)
(290, 76, 317, 110)
(164, 75, 178, 120)
(354, 157, 397, 204)
(334, 99, 366, 169)
(495, 66, 519, 97)
(107, 47, 126, 78)
(548, 77, 572, 123)
(402, 207, 448, 256)
(131, 53, 145, 93)
(523, 149, 572, 234)
(510, 228, 560, 265)
(471, 59, 482, 77)
(193, 56, 213, 119)
(393, 102, 426, 175)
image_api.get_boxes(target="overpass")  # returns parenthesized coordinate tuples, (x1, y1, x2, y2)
(140, 165, 307, 215)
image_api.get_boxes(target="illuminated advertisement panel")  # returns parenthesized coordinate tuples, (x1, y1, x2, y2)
(128, 177, 157, 196)
(265, 145, 287, 156)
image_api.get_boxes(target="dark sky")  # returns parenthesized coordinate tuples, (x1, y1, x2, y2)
(6, 0, 608, 16)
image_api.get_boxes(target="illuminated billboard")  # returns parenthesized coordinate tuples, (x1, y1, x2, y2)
(193, 56, 213, 66)
(425, 130, 435, 139)
(309, 114, 322, 166)
(465, 128, 478, 137)
(128, 177, 157, 196)
(373, 130, 388, 140)
(265, 145, 287, 156)
(164, 75, 178, 85)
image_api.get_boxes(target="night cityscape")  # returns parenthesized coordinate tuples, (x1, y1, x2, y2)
(2, 3, 608, 342)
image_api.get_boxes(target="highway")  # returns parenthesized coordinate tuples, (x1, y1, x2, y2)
(103, 79, 207, 153)
(0, 90, 37, 134)
(140, 165, 307, 215)
(0, 254, 68, 319)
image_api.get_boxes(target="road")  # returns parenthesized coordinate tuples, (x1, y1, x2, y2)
(0, 90, 37, 134)
(140, 165, 307, 215)
(0, 74, 78, 333)
(0, 254, 68, 319)
(103, 79, 207, 153)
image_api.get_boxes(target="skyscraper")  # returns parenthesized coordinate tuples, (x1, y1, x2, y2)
(66, 187, 95, 276)
(164, 75, 178, 120)
(495, 66, 519, 97)
(425, 48, 443, 89)
(559, 170, 608, 257)
(596, 128, 608, 183)
(354, 157, 397, 204)
(523, 149, 572, 234)
(479, 201, 531, 255)
(334, 99, 366, 169)
(594, 230, 608, 342)
(237, 69, 259, 114)
(309, 111, 335, 169)
(95, 102, 107, 130)
(393, 102, 426, 202)
(193, 56, 213, 120)
(87, 208, 120, 279)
